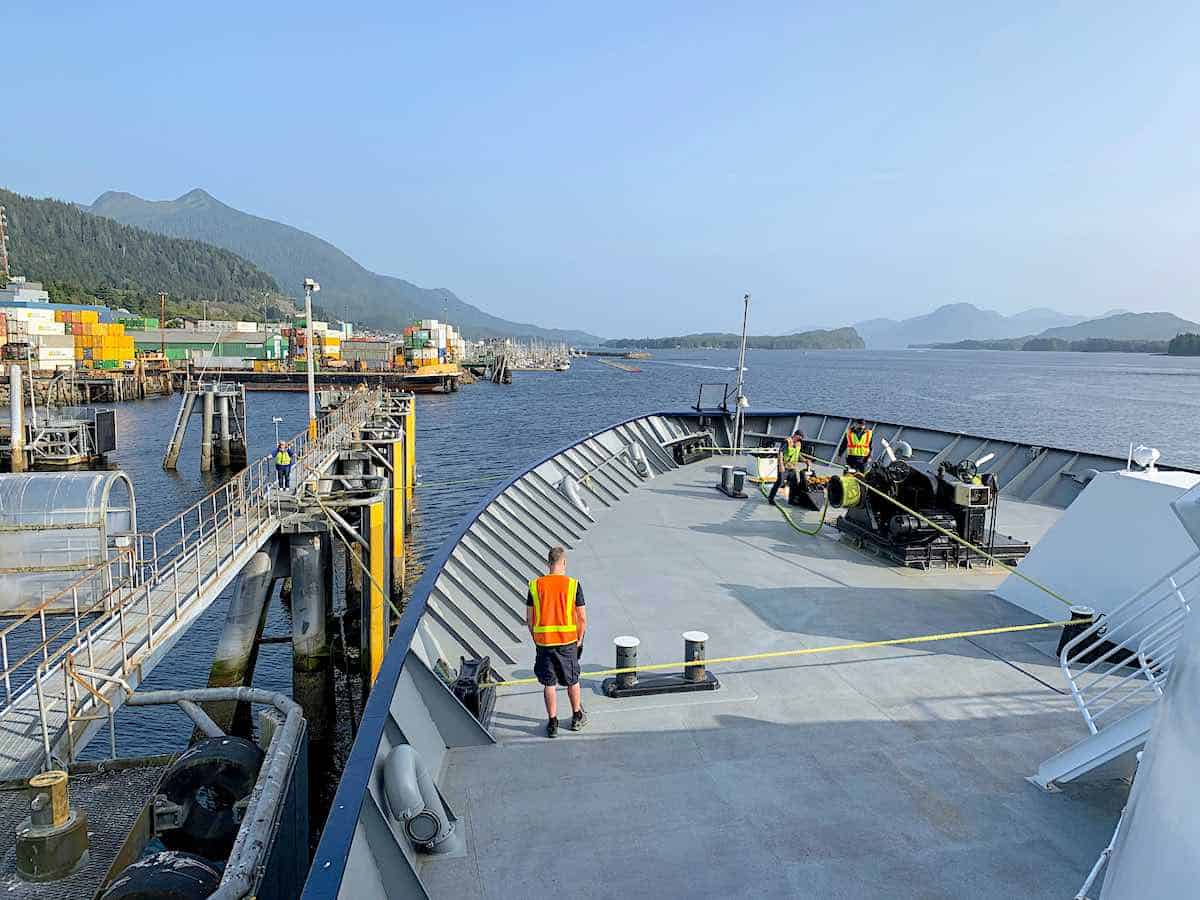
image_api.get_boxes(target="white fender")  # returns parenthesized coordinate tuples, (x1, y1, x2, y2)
(628, 444, 652, 478)
(560, 477, 592, 518)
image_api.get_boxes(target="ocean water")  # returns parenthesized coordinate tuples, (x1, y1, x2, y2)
(71, 348, 1200, 755)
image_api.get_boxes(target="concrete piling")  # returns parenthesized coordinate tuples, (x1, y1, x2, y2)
(229, 385, 248, 468)
(217, 394, 232, 468)
(161, 392, 196, 471)
(199, 388, 215, 472)
(8, 364, 26, 473)
(290, 532, 330, 671)
(204, 540, 281, 733)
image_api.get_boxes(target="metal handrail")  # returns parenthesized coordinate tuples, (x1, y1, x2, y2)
(1060, 552, 1198, 734)
(3, 389, 388, 769)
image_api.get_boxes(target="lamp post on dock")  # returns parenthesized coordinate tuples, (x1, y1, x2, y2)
(303, 278, 320, 441)
(272, 416, 283, 444)
(732, 292, 750, 452)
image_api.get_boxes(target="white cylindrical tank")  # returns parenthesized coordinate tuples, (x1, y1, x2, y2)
(0, 471, 138, 615)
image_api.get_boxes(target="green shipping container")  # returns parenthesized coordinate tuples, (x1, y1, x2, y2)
(95, 359, 119, 370)
(166, 348, 187, 361)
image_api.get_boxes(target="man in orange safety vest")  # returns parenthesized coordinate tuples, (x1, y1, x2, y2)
(527, 546, 588, 738)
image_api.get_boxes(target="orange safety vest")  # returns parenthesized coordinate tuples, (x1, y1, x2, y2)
(528, 574, 579, 646)
(846, 428, 872, 457)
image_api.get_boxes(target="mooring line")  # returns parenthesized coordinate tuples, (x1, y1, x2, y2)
(480, 618, 1086, 688)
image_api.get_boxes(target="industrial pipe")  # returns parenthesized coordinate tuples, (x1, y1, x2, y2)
(382, 744, 460, 854)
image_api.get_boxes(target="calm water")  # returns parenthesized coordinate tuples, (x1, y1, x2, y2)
(85, 348, 1200, 754)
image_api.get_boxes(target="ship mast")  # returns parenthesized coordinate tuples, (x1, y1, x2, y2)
(732, 292, 750, 451)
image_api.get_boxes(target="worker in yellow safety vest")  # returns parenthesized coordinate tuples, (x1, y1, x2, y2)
(527, 546, 588, 738)
(839, 419, 873, 473)
(274, 442, 293, 488)
(768, 431, 807, 506)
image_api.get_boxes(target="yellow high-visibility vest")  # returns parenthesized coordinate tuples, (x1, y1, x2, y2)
(275, 450, 292, 465)
(529, 575, 579, 647)
(846, 429, 872, 457)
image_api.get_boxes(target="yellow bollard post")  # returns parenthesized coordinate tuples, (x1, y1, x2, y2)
(390, 437, 406, 592)
(367, 499, 387, 684)
(404, 400, 416, 508)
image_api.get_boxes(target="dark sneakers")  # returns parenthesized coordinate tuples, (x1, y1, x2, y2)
(546, 710, 587, 737)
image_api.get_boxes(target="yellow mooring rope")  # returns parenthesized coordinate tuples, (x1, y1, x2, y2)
(481, 618, 1088, 688)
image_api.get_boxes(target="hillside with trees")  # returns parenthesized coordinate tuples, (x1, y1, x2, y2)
(1168, 333, 1200, 356)
(1, 187, 294, 322)
(602, 327, 864, 350)
(87, 189, 598, 342)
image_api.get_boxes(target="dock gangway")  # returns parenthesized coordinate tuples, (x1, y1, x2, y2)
(0, 390, 382, 780)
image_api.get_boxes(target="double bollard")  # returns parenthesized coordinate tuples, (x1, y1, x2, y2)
(602, 631, 718, 698)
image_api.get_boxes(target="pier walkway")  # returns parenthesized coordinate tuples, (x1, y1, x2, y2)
(0, 389, 388, 780)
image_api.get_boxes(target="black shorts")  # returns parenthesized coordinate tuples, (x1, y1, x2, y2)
(534, 644, 580, 687)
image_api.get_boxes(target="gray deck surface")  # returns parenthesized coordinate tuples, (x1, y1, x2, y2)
(425, 458, 1126, 899)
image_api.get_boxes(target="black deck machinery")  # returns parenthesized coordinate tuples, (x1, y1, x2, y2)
(826, 454, 1031, 569)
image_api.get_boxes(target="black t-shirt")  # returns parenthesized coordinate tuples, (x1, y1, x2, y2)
(526, 581, 586, 607)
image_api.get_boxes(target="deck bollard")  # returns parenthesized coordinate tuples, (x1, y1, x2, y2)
(683, 631, 708, 683)
(614, 636, 640, 689)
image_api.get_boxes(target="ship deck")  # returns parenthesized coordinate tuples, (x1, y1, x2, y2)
(424, 457, 1126, 899)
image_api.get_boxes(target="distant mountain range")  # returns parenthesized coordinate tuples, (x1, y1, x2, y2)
(853, 303, 1092, 349)
(919, 311, 1200, 352)
(1034, 312, 1200, 342)
(602, 327, 864, 351)
(85, 189, 598, 343)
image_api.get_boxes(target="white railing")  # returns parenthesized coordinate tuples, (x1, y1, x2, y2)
(0, 388, 386, 769)
(1061, 551, 1198, 735)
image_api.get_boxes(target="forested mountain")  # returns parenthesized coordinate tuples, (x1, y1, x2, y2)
(602, 327, 864, 350)
(87, 189, 598, 343)
(1035, 312, 1200, 341)
(1, 188, 282, 317)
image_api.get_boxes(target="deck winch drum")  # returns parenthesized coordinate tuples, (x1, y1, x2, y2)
(0, 471, 137, 616)
(827, 474, 862, 508)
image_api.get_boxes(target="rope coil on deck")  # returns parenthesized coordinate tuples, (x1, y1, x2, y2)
(481, 618, 1089, 688)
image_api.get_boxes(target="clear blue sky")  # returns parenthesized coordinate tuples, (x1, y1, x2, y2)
(4, 2, 1198, 336)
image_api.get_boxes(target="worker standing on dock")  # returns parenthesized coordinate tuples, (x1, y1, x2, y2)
(840, 419, 874, 473)
(527, 546, 588, 738)
(768, 431, 807, 505)
(275, 442, 293, 488)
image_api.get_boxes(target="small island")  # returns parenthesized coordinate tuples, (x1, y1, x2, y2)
(602, 326, 864, 351)
(915, 337, 1172, 353)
